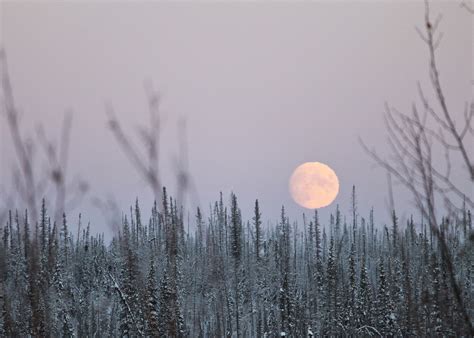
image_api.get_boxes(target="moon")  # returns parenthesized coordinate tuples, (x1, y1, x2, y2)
(289, 162, 339, 209)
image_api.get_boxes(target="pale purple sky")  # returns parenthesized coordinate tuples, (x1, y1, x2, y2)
(1, 1, 472, 236)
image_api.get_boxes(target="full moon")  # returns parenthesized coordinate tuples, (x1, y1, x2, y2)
(289, 162, 339, 209)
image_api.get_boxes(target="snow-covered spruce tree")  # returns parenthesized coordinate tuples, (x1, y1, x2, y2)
(261, 237, 279, 337)
(429, 253, 444, 335)
(195, 207, 204, 256)
(0, 189, 471, 336)
(400, 244, 417, 336)
(278, 206, 297, 337)
(229, 192, 242, 337)
(252, 199, 263, 337)
(0, 220, 15, 337)
(253, 199, 262, 263)
(118, 215, 143, 337)
(312, 209, 324, 335)
(158, 193, 184, 337)
(345, 241, 357, 334)
(145, 255, 159, 336)
(323, 235, 337, 335)
(356, 237, 373, 331)
(375, 257, 397, 336)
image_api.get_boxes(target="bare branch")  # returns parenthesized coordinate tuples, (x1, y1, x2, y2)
(460, 1, 474, 14)
(106, 101, 162, 206)
(0, 49, 38, 220)
(362, 2, 473, 333)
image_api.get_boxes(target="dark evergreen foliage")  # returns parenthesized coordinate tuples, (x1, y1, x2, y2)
(0, 191, 472, 337)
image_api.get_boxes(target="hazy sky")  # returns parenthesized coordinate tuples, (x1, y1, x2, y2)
(0, 1, 472, 237)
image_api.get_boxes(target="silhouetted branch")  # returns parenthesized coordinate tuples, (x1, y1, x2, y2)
(360, 2, 473, 333)
(1, 49, 39, 220)
(422, 1, 474, 181)
(1, 49, 88, 225)
(106, 87, 163, 207)
(174, 118, 200, 211)
(460, 1, 474, 14)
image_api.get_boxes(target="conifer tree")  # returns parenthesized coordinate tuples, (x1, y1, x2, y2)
(0, 190, 470, 336)
(229, 193, 242, 336)
(195, 207, 204, 254)
(158, 194, 183, 337)
(253, 199, 262, 262)
(392, 210, 399, 252)
(347, 241, 357, 332)
(357, 243, 372, 329)
(376, 257, 397, 336)
(145, 256, 159, 336)
(324, 235, 337, 335)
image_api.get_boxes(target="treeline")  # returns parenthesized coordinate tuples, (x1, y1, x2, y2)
(0, 188, 472, 337)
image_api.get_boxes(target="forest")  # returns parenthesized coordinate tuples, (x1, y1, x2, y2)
(0, 1, 473, 337)
(0, 187, 471, 337)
